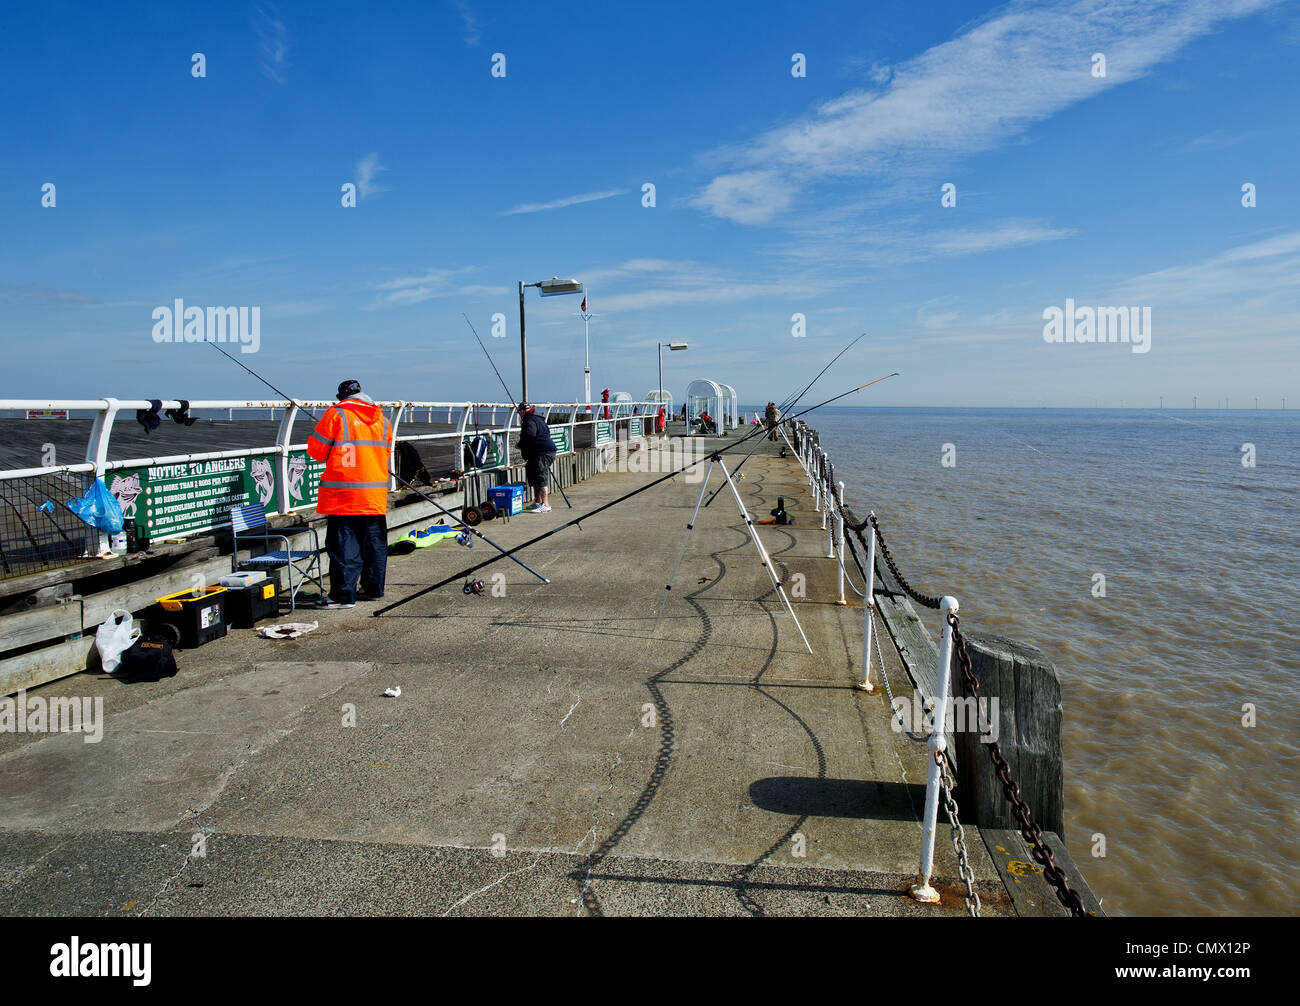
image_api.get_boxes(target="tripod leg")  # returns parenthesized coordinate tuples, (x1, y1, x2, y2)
(718, 460, 814, 654)
(654, 459, 714, 629)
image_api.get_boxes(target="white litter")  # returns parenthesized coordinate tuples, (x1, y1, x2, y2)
(383, 686, 402, 698)
(258, 621, 319, 639)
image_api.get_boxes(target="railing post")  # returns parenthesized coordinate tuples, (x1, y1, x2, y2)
(911, 595, 960, 905)
(824, 470, 835, 556)
(84, 399, 118, 554)
(820, 456, 829, 530)
(856, 514, 878, 691)
(274, 403, 299, 515)
(836, 480, 846, 603)
(388, 403, 406, 491)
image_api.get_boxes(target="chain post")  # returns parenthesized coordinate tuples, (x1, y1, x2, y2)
(910, 595, 959, 905)
(835, 480, 847, 602)
(855, 510, 878, 691)
(824, 465, 834, 551)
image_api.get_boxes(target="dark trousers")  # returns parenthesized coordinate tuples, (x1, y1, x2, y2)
(325, 515, 387, 602)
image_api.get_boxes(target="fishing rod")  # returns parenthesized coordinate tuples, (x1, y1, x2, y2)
(461, 314, 575, 514)
(373, 376, 895, 616)
(205, 341, 551, 584)
(702, 333, 873, 508)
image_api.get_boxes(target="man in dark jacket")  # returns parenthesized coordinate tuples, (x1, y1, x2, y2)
(516, 403, 556, 513)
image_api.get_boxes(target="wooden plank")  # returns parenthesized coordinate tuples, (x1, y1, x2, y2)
(0, 636, 97, 696)
(0, 599, 83, 653)
(982, 828, 1106, 917)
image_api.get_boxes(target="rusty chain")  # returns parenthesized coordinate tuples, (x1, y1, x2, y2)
(817, 472, 1089, 919)
(938, 751, 980, 917)
(866, 514, 943, 610)
(948, 611, 1087, 917)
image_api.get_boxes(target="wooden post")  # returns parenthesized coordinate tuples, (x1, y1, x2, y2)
(954, 629, 1064, 836)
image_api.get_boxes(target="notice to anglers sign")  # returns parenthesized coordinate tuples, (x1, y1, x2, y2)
(105, 452, 322, 543)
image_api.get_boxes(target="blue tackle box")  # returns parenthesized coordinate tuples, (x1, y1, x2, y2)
(487, 483, 527, 516)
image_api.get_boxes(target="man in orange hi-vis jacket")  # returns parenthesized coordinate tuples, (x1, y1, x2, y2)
(306, 379, 392, 610)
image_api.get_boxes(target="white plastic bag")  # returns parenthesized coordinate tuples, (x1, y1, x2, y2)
(95, 609, 140, 673)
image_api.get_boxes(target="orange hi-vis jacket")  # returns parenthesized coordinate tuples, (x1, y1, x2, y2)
(306, 394, 392, 515)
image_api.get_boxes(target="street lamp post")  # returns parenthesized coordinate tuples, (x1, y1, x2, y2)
(518, 276, 583, 404)
(579, 300, 598, 405)
(658, 341, 688, 416)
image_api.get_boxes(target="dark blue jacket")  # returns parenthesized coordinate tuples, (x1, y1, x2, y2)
(519, 411, 556, 459)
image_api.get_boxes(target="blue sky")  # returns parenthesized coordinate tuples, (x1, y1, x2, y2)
(2, 0, 1297, 407)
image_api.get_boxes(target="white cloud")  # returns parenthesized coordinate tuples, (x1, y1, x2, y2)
(366, 267, 489, 309)
(454, 0, 481, 47)
(256, 4, 290, 84)
(686, 171, 793, 225)
(356, 153, 389, 200)
(930, 221, 1075, 254)
(502, 188, 626, 215)
(692, 0, 1281, 223)
(1114, 230, 1300, 306)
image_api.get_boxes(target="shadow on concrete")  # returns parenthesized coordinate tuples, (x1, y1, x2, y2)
(749, 777, 925, 821)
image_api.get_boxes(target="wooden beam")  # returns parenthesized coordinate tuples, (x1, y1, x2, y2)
(0, 599, 83, 654)
(0, 636, 97, 696)
(955, 629, 1065, 835)
(982, 828, 1105, 917)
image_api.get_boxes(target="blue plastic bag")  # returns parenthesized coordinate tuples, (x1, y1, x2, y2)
(68, 478, 124, 534)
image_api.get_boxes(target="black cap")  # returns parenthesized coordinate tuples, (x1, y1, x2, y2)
(337, 379, 361, 401)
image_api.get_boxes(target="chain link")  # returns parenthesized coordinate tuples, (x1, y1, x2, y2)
(872, 605, 928, 743)
(938, 751, 980, 917)
(948, 611, 1088, 917)
(801, 444, 1088, 918)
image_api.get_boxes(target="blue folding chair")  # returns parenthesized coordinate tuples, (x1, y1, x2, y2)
(230, 503, 323, 612)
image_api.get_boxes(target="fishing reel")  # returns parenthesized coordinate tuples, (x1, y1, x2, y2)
(770, 497, 792, 525)
(463, 578, 486, 595)
(456, 532, 473, 548)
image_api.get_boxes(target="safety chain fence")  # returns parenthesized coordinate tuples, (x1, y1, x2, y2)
(789, 419, 1087, 918)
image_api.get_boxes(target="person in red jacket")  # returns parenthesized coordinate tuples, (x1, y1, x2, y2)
(656, 406, 666, 434)
(306, 380, 392, 609)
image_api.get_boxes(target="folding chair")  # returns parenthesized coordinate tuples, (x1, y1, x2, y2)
(229, 503, 323, 612)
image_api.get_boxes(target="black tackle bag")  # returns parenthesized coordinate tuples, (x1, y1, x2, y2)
(115, 634, 179, 683)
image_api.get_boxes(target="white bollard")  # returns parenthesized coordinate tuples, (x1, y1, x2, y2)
(855, 519, 878, 690)
(910, 596, 960, 905)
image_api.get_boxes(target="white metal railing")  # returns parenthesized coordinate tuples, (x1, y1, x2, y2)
(0, 399, 658, 482)
(0, 398, 658, 552)
(787, 417, 965, 908)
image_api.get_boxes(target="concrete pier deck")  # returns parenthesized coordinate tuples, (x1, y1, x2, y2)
(0, 438, 1018, 916)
